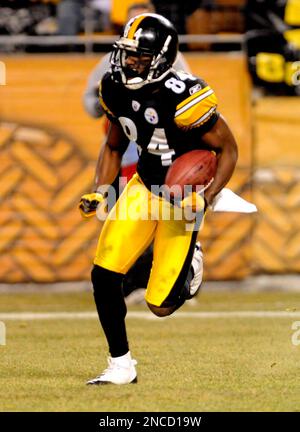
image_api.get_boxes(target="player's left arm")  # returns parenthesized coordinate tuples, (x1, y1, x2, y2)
(201, 114, 238, 207)
(173, 77, 238, 209)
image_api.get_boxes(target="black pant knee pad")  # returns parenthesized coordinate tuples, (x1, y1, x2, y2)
(91, 265, 124, 301)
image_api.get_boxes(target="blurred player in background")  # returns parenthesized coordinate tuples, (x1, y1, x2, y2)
(82, 2, 192, 304)
(245, 0, 300, 95)
(79, 13, 238, 385)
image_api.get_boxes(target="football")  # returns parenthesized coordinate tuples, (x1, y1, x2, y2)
(164, 149, 217, 200)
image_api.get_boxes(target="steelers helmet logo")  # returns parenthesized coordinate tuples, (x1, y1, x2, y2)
(144, 107, 159, 124)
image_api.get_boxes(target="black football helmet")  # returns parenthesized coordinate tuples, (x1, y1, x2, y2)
(110, 13, 178, 89)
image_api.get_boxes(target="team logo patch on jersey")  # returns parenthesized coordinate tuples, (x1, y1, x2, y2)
(132, 100, 140, 112)
(144, 108, 159, 124)
(189, 83, 202, 95)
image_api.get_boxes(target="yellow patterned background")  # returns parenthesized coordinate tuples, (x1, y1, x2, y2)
(0, 54, 299, 282)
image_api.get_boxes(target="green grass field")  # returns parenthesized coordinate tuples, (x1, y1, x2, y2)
(0, 290, 300, 412)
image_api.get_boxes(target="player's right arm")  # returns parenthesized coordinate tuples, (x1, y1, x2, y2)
(93, 121, 129, 192)
(79, 74, 130, 218)
(79, 122, 129, 218)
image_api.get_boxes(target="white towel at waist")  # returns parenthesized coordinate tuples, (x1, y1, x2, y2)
(209, 188, 257, 213)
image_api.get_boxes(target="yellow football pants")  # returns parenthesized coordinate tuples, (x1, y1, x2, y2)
(94, 174, 202, 306)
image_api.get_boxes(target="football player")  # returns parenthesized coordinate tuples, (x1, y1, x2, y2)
(83, 2, 193, 305)
(79, 13, 238, 385)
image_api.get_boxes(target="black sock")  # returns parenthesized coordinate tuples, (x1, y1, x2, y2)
(91, 265, 129, 357)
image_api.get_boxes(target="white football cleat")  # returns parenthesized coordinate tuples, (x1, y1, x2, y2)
(86, 351, 137, 385)
(188, 242, 203, 298)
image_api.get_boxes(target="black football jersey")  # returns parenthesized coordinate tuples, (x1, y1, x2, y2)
(99, 69, 219, 190)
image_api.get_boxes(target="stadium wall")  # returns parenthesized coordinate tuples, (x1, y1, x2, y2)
(0, 53, 298, 283)
(252, 97, 300, 274)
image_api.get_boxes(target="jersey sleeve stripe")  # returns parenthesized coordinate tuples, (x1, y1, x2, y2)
(175, 88, 214, 117)
(98, 82, 115, 117)
(175, 86, 212, 111)
(99, 96, 114, 117)
(174, 92, 218, 127)
(191, 106, 217, 127)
